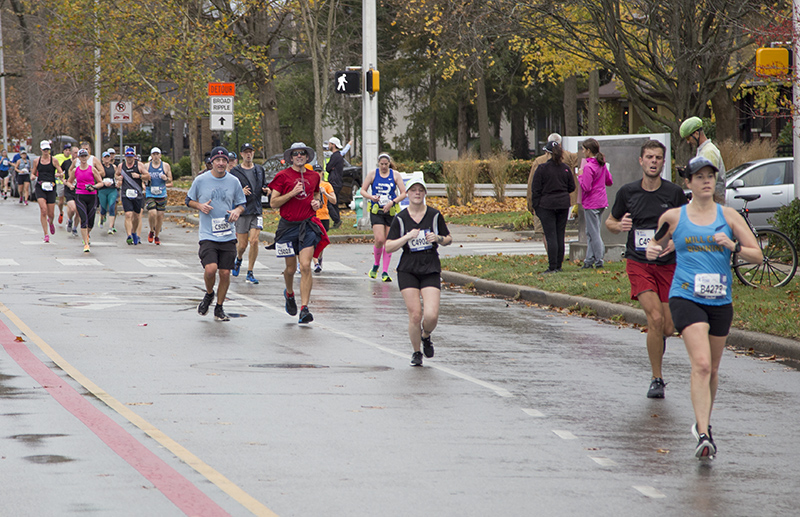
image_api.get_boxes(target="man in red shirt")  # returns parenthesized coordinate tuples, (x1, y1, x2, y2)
(269, 142, 324, 324)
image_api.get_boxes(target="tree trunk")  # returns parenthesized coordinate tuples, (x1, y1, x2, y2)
(189, 116, 201, 177)
(428, 78, 437, 161)
(588, 70, 599, 135)
(711, 86, 739, 143)
(9, 0, 43, 147)
(563, 75, 578, 136)
(475, 75, 491, 158)
(457, 96, 468, 157)
(510, 107, 529, 159)
(259, 77, 283, 157)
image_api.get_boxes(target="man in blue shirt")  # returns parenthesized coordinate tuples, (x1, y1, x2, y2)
(186, 146, 246, 321)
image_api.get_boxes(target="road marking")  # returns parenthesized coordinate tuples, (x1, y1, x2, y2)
(224, 284, 515, 399)
(589, 456, 617, 467)
(521, 408, 545, 417)
(56, 258, 103, 266)
(0, 302, 279, 517)
(158, 242, 192, 247)
(85, 241, 117, 246)
(0, 258, 19, 266)
(553, 430, 577, 440)
(138, 258, 188, 268)
(313, 261, 355, 272)
(22, 240, 53, 245)
(633, 485, 666, 498)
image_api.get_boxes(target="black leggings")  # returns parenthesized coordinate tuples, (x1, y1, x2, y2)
(76, 194, 98, 230)
(535, 207, 569, 270)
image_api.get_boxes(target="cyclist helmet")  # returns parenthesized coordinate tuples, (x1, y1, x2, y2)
(679, 117, 704, 139)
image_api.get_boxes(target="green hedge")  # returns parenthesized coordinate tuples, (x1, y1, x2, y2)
(393, 159, 532, 184)
(771, 198, 800, 247)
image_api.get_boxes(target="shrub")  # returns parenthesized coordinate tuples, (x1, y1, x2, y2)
(770, 198, 800, 248)
(441, 161, 460, 205)
(454, 154, 479, 204)
(718, 138, 776, 170)
(173, 156, 193, 178)
(514, 211, 536, 230)
(486, 152, 511, 202)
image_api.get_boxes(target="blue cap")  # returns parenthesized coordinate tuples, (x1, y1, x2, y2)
(102, 151, 110, 158)
(124, 147, 136, 157)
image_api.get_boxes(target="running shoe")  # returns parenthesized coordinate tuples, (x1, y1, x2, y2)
(422, 335, 434, 358)
(100, 215, 106, 227)
(108, 229, 114, 235)
(692, 423, 715, 449)
(24, 200, 28, 205)
(72, 228, 78, 237)
(67, 220, 73, 233)
(197, 290, 215, 316)
(148, 230, 154, 243)
(58, 213, 63, 224)
(83, 244, 90, 253)
(132, 233, 140, 245)
(43, 235, 49, 243)
(48, 219, 56, 235)
(232, 257, 242, 277)
(298, 305, 313, 324)
(369, 265, 379, 278)
(214, 304, 230, 322)
(19, 197, 23, 204)
(411, 351, 423, 367)
(127, 235, 134, 245)
(313, 263, 322, 274)
(695, 433, 716, 460)
(111, 227, 117, 234)
(647, 377, 666, 399)
(284, 289, 297, 316)
(246, 271, 259, 284)
(581, 263, 594, 269)
(154, 236, 160, 245)
(381, 272, 392, 282)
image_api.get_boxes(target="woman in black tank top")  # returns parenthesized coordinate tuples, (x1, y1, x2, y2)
(32, 142, 64, 243)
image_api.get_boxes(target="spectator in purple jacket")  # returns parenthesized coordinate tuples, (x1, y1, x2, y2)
(578, 138, 613, 269)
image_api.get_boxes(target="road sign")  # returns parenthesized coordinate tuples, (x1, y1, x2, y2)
(209, 96, 234, 115)
(208, 83, 235, 96)
(210, 115, 234, 131)
(111, 101, 132, 124)
(334, 71, 360, 94)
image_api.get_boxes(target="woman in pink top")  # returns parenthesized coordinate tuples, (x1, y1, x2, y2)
(67, 149, 103, 252)
(578, 138, 613, 268)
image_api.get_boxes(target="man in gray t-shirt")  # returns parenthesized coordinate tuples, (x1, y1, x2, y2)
(228, 143, 267, 284)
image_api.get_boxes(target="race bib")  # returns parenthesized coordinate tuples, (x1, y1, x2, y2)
(694, 273, 727, 299)
(379, 194, 390, 207)
(150, 186, 162, 195)
(635, 229, 655, 252)
(41, 182, 54, 192)
(211, 217, 233, 237)
(408, 230, 433, 252)
(256, 216, 263, 229)
(276, 241, 295, 257)
(126, 188, 139, 199)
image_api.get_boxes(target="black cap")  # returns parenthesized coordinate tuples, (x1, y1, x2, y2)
(209, 146, 229, 161)
(228, 152, 237, 160)
(240, 143, 255, 152)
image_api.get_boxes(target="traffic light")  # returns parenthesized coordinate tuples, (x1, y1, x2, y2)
(334, 71, 360, 94)
(366, 68, 379, 93)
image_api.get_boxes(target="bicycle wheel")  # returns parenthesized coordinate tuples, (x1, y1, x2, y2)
(733, 228, 797, 288)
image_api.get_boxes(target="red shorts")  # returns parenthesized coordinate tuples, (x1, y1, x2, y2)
(626, 260, 676, 303)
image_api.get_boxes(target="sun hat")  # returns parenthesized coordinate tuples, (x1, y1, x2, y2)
(283, 142, 315, 164)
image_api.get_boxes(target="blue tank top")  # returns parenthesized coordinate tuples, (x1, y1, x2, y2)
(146, 161, 167, 198)
(669, 204, 733, 305)
(370, 169, 398, 215)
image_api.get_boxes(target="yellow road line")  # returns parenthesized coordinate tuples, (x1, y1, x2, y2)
(0, 302, 278, 517)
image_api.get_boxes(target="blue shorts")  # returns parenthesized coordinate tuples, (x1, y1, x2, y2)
(275, 219, 320, 255)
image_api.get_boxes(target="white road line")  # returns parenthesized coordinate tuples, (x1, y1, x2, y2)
(138, 258, 188, 268)
(0, 259, 19, 266)
(214, 277, 515, 399)
(56, 258, 103, 266)
(157, 242, 192, 247)
(552, 430, 577, 440)
(85, 241, 117, 246)
(314, 261, 356, 273)
(589, 456, 617, 467)
(521, 408, 545, 417)
(632, 485, 666, 498)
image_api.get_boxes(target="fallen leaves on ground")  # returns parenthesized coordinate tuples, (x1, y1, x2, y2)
(426, 197, 526, 218)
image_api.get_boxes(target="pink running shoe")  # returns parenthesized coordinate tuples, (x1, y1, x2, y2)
(43, 235, 50, 243)
(49, 219, 56, 235)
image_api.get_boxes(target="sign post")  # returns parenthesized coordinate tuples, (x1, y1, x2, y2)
(111, 101, 132, 155)
(208, 83, 235, 132)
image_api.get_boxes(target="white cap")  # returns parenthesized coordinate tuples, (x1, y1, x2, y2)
(40, 140, 51, 150)
(150, 147, 161, 154)
(328, 137, 342, 149)
(106, 148, 116, 154)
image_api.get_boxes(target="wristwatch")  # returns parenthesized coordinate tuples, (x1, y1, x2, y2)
(733, 241, 741, 253)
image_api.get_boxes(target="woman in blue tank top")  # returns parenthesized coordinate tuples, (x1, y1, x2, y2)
(646, 156, 761, 461)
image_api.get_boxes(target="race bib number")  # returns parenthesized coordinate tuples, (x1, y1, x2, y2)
(694, 273, 727, 299)
(211, 217, 233, 237)
(150, 186, 162, 195)
(256, 216, 263, 229)
(408, 230, 433, 252)
(378, 194, 390, 207)
(41, 181, 54, 192)
(635, 229, 655, 252)
(126, 188, 139, 199)
(276, 241, 295, 257)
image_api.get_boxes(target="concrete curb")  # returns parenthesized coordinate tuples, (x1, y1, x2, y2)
(440, 270, 800, 362)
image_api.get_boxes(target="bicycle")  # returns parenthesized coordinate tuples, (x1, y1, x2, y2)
(732, 194, 797, 288)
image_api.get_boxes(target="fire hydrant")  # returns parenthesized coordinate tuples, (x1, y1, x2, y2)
(350, 188, 364, 227)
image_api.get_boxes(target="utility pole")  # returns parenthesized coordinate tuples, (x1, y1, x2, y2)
(0, 13, 7, 152)
(359, 0, 378, 229)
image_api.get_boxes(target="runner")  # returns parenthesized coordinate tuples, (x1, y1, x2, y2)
(268, 142, 328, 324)
(229, 142, 267, 284)
(605, 139, 688, 398)
(13, 149, 32, 205)
(115, 147, 150, 245)
(646, 156, 761, 459)
(385, 177, 452, 366)
(32, 140, 64, 243)
(54, 143, 73, 223)
(0, 149, 11, 199)
(360, 153, 407, 282)
(62, 146, 79, 236)
(313, 165, 335, 273)
(227, 151, 238, 172)
(66, 148, 103, 252)
(185, 146, 246, 322)
(98, 151, 119, 234)
(145, 147, 173, 245)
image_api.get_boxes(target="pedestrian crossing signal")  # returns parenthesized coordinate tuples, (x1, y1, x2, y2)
(334, 71, 360, 94)
(366, 68, 379, 93)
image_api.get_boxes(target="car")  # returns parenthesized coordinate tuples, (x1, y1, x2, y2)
(259, 153, 362, 208)
(725, 157, 795, 228)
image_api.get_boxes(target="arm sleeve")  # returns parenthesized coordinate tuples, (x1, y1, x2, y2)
(187, 178, 199, 202)
(387, 215, 402, 240)
(233, 181, 247, 207)
(268, 173, 285, 194)
(610, 186, 627, 220)
(436, 211, 450, 236)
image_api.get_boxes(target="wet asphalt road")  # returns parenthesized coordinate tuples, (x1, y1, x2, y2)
(0, 202, 798, 517)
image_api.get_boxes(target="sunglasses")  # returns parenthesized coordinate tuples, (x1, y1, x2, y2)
(291, 151, 307, 157)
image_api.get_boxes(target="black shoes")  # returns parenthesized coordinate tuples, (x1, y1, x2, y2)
(695, 432, 716, 459)
(647, 377, 666, 398)
(298, 305, 313, 324)
(198, 291, 214, 316)
(411, 351, 423, 366)
(214, 304, 230, 322)
(284, 289, 297, 316)
(422, 335, 434, 358)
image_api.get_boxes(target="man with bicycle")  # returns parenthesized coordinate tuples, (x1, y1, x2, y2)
(606, 140, 688, 399)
